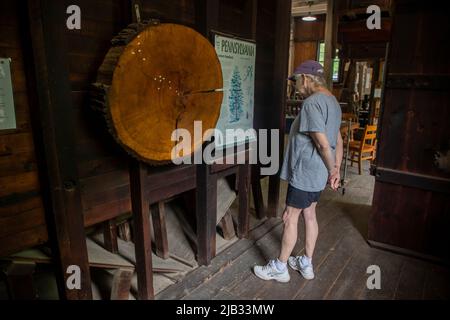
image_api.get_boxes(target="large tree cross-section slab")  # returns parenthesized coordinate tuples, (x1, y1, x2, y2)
(93, 22, 224, 164)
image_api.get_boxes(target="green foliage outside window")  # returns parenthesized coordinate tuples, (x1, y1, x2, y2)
(318, 42, 340, 82)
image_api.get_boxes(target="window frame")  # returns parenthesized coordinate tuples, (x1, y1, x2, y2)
(317, 41, 342, 83)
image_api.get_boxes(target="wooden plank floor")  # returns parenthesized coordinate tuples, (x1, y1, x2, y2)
(157, 163, 450, 300)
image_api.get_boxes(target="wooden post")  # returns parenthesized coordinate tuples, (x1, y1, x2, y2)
(245, 0, 258, 40)
(324, 0, 335, 88)
(290, 16, 296, 77)
(368, 59, 381, 124)
(195, 0, 219, 36)
(238, 164, 251, 238)
(26, 0, 92, 299)
(129, 160, 154, 299)
(196, 162, 217, 266)
(194, 0, 219, 266)
(103, 220, 119, 254)
(267, 0, 292, 217)
(251, 166, 266, 219)
(150, 201, 169, 259)
(245, 0, 265, 220)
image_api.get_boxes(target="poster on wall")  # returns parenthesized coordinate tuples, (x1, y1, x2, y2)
(0, 58, 16, 130)
(213, 33, 256, 149)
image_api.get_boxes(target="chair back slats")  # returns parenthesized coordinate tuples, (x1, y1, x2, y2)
(360, 125, 377, 150)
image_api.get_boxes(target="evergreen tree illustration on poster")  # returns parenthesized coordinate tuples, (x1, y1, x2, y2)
(229, 66, 244, 123)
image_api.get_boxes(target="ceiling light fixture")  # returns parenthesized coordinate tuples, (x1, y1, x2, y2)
(302, 15, 317, 21)
(302, 1, 317, 22)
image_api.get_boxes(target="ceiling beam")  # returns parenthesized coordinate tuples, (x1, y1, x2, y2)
(292, 2, 327, 17)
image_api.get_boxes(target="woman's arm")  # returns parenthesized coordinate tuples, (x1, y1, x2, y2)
(310, 131, 342, 190)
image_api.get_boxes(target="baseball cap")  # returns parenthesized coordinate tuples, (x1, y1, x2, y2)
(288, 60, 324, 81)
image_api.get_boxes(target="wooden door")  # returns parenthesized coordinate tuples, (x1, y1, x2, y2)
(369, 0, 450, 261)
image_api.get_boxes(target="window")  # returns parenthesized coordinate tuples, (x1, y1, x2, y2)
(317, 42, 340, 82)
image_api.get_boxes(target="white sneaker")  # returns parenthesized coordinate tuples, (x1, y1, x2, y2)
(288, 255, 315, 280)
(253, 260, 290, 283)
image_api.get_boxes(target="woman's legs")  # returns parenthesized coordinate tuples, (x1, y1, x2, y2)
(303, 202, 318, 259)
(278, 201, 318, 263)
(278, 206, 302, 263)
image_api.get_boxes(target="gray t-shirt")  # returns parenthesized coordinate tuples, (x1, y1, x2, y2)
(280, 92, 342, 192)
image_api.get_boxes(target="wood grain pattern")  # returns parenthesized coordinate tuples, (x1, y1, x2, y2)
(95, 22, 223, 164)
(370, 1, 450, 260)
(0, 0, 47, 256)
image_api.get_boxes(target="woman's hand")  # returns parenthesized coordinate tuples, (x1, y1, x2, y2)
(328, 167, 341, 191)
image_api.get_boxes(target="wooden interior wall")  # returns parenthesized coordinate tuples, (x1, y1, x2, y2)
(339, 18, 391, 61)
(67, 0, 280, 228)
(64, 0, 131, 228)
(0, 0, 284, 258)
(141, 0, 196, 26)
(292, 15, 325, 73)
(0, 1, 48, 256)
(293, 42, 318, 71)
(218, 0, 248, 36)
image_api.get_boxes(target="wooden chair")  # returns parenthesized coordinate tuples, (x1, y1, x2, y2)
(349, 125, 377, 175)
(342, 112, 358, 123)
(341, 112, 359, 141)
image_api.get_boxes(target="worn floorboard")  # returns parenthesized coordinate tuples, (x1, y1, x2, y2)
(158, 164, 450, 300)
(393, 258, 428, 300)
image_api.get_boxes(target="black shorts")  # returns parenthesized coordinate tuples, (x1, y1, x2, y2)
(286, 184, 321, 209)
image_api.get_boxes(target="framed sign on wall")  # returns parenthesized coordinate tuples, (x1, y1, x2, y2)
(213, 32, 256, 149)
(0, 58, 16, 130)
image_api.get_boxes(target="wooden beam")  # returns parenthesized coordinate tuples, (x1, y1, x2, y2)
(268, 0, 292, 217)
(195, 162, 217, 265)
(103, 220, 119, 254)
(245, 0, 258, 40)
(288, 17, 296, 79)
(150, 202, 169, 259)
(292, 2, 327, 17)
(324, 0, 335, 87)
(26, 0, 92, 300)
(373, 167, 450, 194)
(195, 0, 219, 36)
(368, 59, 381, 124)
(237, 164, 250, 238)
(129, 160, 154, 299)
(339, 19, 392, 43)
(251, 166, 265, 219)
(194, 0, 220, 266)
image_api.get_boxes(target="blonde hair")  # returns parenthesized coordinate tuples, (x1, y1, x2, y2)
(304, 74, 327, 88)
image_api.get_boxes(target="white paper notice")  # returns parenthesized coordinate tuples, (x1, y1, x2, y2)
(0, 58, 16, 130)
